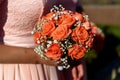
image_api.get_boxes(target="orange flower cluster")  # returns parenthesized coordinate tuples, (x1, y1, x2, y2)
(32, 5, 96, 69)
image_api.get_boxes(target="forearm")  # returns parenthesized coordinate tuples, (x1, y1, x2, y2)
(0, 44, 39, 63)
(0, 44, 58, 66)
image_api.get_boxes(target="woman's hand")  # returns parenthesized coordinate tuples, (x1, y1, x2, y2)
(69, 59, 86, 80)
(36, 56, 60, 66)
(72, 64, 84, 80)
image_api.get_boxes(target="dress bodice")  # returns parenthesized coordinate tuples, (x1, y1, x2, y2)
(0, 0, 54, 47)
(0, 0, 77, 48)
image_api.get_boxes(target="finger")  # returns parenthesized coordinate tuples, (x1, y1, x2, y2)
(72, 67, 77, 80)
(77, 64, 84, 80)
(39, 58, 58, 66)
(47, 59, 60, 66)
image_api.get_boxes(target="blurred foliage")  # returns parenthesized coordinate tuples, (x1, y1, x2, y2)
(85, 24, 120, 63)
(86, 24, 120, 80)
(85, 49, 97, 63)
(98, 24, 120, 39)
(98, 24, 120, 59)
(116, 44, 120, 57)
(80, 0, 120, 5)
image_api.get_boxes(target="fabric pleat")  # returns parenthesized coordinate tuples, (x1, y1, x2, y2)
(19, 64, 32, 80)
(0, 64, 4, 80)
(36, 64, 47, 80)
(4, 64, 15, 80)
(29, 64, 39, 80)
(0, 64, 76, 80)
(15, 64, 21, 80)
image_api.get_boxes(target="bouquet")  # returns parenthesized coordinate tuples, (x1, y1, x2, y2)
(32, 5, 96, 70)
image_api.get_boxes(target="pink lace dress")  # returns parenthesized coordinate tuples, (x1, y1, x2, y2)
(0, 0, 78, 80)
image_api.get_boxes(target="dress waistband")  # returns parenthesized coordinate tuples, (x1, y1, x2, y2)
(3, 35, 35, 48)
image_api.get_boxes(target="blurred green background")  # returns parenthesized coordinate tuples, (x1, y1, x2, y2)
(85, 24, 120, 80)
(80, 0, 120, 80)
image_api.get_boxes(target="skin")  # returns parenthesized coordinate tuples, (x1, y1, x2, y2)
(0, 44, 58, 66)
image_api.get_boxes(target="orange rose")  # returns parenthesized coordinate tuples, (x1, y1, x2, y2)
(55, 14, 65, 25)
(56, 13, 75, 28)
(73, 12, 84, 21)
(41, 21, 55, 36)
(68, 44, 86, 60)
(51, 25, 72, 40)
(34, 31, 41, 44)
(45, 43, 63, 60)
(61, 14, 75, 28)
(72, 26, 88, 44)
